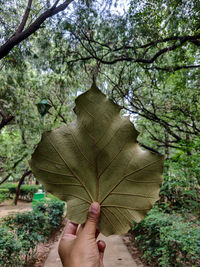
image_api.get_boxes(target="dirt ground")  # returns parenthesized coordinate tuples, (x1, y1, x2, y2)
(27, 221, 66, 267)
(123, 233, 155, 267)
(0, 199, 32, 218)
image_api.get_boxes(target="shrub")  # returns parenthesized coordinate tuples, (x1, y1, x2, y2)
(19, 185, 40, 201)
(33, 199, 65, 229)
(0, 189, 9, 193)
(0, 183, 40, 201)
(46, 200, 65, 228)
(3, 211, 49, 264)
(0, 199, 65, 266)
(0, 194, 7, 204)
(0, 226, 23, 266)
(132, 207, 200, 267)
(160, 157, 200, 213)
(0, 189, 9, 203)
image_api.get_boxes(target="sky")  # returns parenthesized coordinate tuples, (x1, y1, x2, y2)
(64, 0, 131, 17)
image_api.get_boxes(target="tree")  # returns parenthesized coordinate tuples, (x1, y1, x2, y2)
(57, 0, 200, 193)
(0, 0, 199, 208)
(0, 22, 89, 185)
(0, 0, 79, 132)
(59, 0, 200, 149)
(0, 0, 74, 60)
(64, 0, 200, 71)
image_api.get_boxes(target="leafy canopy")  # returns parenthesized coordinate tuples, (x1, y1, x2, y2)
(30, 83, 164, 236)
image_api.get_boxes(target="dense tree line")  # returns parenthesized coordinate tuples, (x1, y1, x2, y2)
(0, 1, 199, 265)
(0, 2, 199, 262)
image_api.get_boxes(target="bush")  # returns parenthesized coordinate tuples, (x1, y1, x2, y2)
(19, 185, 40, 201)
(0, 189, 9, 193)
(46, 200, 65, 228)
(0, 226, 23, 266)
(132, 207, 200, 267)
(160, 157, 200, 213)
(0, 189, 9, 204)
(0, 199, 65, 266)
(0, 183, 40, 201)
(159, 177, 200, 212)
(0, 183, 18, 192)
(33, 199, 65, 229)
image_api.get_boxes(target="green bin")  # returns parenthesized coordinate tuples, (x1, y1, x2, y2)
(32, 191, 45, 205)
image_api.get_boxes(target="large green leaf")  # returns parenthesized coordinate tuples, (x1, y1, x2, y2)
(29, 83, 165, 236)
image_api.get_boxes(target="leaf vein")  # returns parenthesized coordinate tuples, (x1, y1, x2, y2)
(101, 209, 118, 232)
(45, 182, 82, 186)
(100, 158, 163, 204)
(116, 208, 134, 225)
(101, 204, 150, 211)
(55, 193, 91, 204)
(38, 168, 74, 177)
(98, 141, 127, 179)
(126, 178, 161, 183)
(70, 130, 95, 167)
(104, 207, 124, 228)
(111, 192, 156, 198)
(79, 102, 95, 119)
(96, 120, 123, 157)
(47, 135, 94, 202)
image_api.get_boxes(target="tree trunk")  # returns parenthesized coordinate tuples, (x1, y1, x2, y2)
(14, 170, 32, 205)
(164, 130, 169, 158)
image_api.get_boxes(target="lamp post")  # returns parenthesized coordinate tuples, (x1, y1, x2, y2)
(36, 99, 51, 130)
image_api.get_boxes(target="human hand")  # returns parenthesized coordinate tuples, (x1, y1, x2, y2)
(58, 202, 106, 267)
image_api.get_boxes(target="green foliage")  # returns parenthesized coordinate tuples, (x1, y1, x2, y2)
(0, 189, 9, 203)
(33, 199, 65, 229)
(159, 152, 200, 213)
(0, 183, 40, 201)
(0, 199, 65, 266)
(6, 212, 48, 260)
(132, 207, 200, 267)
(0, 194, 8, 204)
(0, 226, 23, 266)
(0, 0, 200, 264)
(0, 188, 9, 193)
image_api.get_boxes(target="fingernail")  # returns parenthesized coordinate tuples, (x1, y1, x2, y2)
(89, 202, 99, 214)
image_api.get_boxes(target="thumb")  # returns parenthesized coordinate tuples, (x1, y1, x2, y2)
(83, 202, 100, 236)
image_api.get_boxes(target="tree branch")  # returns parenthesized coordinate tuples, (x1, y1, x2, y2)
(48, 97, 67, 123)
(138, 142, 162, 155)
(0, 0, 74, 60)
(68, 33, 200, 69)
(0, 103, 14, 130)
(51, 0, 61, 9)
(0, 114, 14, 130)
(150, 64, 200, 72)
(114, 34, 200, 50)
(0, 153, 28, 185)
(15, 0, 33, 35)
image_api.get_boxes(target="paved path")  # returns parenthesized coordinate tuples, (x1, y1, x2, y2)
(44, 233, 139, 267)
